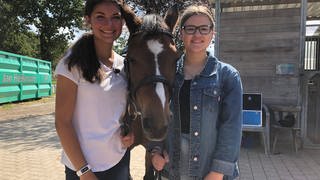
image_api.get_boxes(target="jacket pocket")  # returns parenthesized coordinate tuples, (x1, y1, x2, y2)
(203, 87, 221, 97)
(202, 87, 221, 112)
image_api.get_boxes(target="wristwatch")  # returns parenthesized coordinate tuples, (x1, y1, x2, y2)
(76, 164, 92, 177)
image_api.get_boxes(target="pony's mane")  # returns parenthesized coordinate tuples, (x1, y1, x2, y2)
(139, 14, 170, 36)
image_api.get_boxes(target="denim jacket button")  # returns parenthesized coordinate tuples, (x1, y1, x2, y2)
(193, 156, 198, 161)
(193, 82, 197, 85)
(194, 131, 199, 136)
(193, 106, 198, 110)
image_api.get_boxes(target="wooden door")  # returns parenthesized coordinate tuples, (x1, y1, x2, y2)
(307, 73, 320, 144)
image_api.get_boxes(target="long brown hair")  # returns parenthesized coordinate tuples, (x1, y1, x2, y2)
(67, 33, 101, 83)
(180, 4, 215, 28)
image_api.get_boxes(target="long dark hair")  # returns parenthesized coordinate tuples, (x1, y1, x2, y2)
(65, 0, 124, 83)
(67, 33, 101, 83)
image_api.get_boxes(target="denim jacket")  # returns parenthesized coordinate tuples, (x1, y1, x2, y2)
(166, 51, 243, 180)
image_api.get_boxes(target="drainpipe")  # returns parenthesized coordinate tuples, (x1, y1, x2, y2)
(300, 0, 307, 143)
(215, 0, 221, 58)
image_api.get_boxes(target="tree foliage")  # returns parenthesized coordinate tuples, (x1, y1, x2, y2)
(1, 0, 84, 63)
(18, 0, 84, 62)
(0, 0, 39, 57)
(124, 0, 212, 15)
(114, 30, 130, 56)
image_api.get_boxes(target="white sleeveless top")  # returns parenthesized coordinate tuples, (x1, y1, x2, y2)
(55, 51, 127, 172)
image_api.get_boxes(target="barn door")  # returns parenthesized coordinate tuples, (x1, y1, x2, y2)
(307, 74, 320, 144)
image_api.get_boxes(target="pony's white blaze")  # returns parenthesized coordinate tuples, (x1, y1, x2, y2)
(147, 40, 166, 109)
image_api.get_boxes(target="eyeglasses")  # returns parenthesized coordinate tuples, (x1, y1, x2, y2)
(182, 25, 213, 35)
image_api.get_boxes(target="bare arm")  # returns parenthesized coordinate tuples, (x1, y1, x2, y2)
(55, 75, 96, 179)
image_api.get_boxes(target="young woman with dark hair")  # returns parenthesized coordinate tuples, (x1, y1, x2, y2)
(55, 0, 133, 179)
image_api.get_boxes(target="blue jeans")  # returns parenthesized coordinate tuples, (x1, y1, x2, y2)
(65, 150, 131, 180)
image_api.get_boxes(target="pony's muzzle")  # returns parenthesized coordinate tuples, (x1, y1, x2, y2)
(142, 117, 168, 141)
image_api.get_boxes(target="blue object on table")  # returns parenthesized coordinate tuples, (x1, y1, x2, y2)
(242, 93, 262, 127)
(243, 110, 262, 126)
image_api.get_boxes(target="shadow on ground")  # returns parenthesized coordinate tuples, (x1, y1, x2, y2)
(0, 114, 61, 152)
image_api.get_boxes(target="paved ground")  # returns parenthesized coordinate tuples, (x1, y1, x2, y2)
(0, 114, 146, 180)
(239, 147, 320, 180)
(1, 103, 320, 179)
(0, 96, 55, 121)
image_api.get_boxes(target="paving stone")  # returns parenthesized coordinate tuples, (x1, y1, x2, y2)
(1, 114, 320, 180)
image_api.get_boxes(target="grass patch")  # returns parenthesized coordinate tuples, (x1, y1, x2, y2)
(0, 95, 55, 109)
(1, 103, 13, 110)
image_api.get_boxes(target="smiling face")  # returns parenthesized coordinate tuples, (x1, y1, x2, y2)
(86, 2, 124, 45)
(181, 14, 214, 54)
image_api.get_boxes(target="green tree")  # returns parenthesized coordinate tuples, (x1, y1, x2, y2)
(125, 0, 211, 15)
(114, 30, 130, 55)
(2, 31, 40, 58)
(0, 0, 39, 57)
(9, 0, 84, 62)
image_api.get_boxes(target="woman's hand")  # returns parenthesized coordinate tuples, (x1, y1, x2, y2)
(121, 132, 134, 148)
(204, 171, 224, 180)
(151, 150, 169, 171)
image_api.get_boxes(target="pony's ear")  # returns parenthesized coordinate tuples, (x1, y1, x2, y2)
(164, 4, 179, 33)
(121, 4, 142, 34)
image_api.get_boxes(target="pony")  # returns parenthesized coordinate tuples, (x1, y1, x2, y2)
(120, 4, 180, 180)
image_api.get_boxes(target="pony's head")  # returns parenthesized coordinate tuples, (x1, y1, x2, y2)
(122, 5, 180, 141)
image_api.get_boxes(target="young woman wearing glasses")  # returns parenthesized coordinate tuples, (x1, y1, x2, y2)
(151, 4, 243, 180)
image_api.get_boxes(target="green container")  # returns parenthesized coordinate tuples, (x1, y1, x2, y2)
(0, 51, 52, 104)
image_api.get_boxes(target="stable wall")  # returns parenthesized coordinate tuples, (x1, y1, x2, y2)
(219, 8, 301, 106)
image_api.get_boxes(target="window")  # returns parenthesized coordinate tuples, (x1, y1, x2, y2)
(304, 21, 320, 71)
